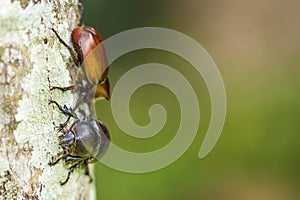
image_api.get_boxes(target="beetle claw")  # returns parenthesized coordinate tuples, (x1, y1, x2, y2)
(60, 178, 69, 186)
(48, 159, 55, 166)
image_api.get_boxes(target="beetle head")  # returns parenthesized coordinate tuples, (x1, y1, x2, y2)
(59, 130, 75, 149)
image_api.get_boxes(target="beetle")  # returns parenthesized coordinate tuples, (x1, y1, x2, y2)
(49, 100, 110, 185)
(51, 26, 110, 112)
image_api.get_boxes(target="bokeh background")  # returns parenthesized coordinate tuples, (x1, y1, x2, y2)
(80, 0, 300, 199)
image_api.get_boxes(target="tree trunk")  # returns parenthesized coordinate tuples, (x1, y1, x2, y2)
(0, 0, 95, 199)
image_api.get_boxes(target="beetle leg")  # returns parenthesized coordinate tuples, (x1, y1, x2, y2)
(49, 100, 78, 119)
(51, 28, 79, 66)
(50, 85, 75, 92)
(49, 153, 83, 165)
(71, 92, 87, 112)
(60, 160, 83, 185)
(78, 107, 88, 120)
(83, 160, 93, 183)
(49, 153, 66, 166)
(76, 3, 84, 26)
(56, 115, 71, 132)
(49, 100, 78, 131)
(64, 155, 83, 163)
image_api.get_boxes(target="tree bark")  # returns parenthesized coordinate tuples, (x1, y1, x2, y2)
(0, 0, 95, 199)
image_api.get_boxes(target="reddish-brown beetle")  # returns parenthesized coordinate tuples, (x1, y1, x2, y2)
(71, 26, 110, 101)
(51, 26, 110, 111)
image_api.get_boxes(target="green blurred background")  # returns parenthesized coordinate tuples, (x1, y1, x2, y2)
(81, 0, 300, 199)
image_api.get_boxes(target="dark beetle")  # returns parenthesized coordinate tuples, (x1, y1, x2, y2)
(49, 100, 110, 185)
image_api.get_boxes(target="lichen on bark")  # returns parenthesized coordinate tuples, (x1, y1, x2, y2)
(0, 0, 95, 199)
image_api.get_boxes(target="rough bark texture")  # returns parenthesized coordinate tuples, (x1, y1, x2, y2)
(0, 0, 95, 199)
